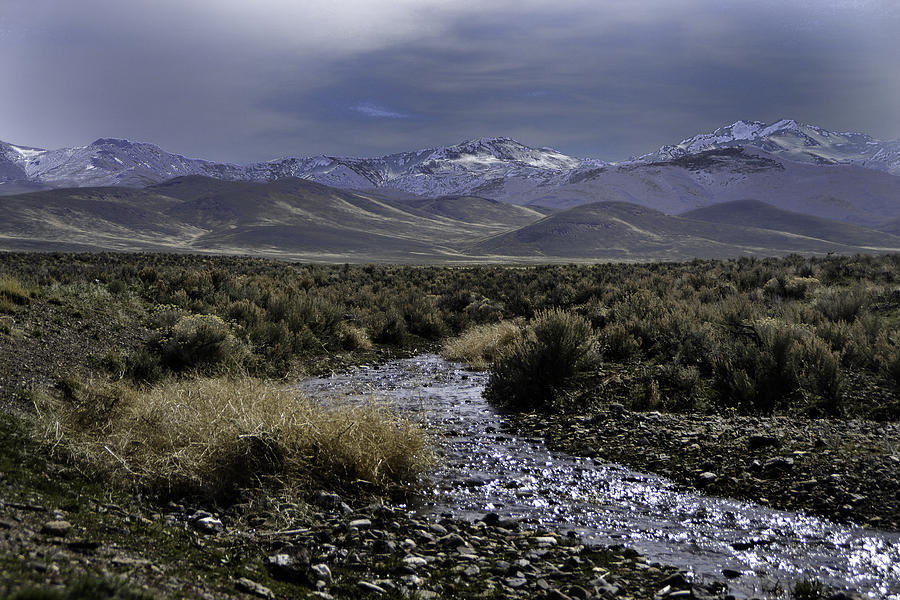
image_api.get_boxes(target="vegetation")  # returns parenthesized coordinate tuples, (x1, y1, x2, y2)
(35, 377, 427, 501)
(484, 309, 600, 411)
(440, 320, 521, 369)
(1, 251, 898, 420)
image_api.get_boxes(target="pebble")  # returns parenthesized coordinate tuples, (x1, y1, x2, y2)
(349, 518, 372, 530)
(311, 563, 332, 583)
(194, 516, 224, 534)
(40, 520, 72, 536)
(235, 577, 275, 599)
(357, 580, 387, 594)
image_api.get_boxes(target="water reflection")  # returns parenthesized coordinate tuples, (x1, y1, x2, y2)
(298, 355, 900, 599)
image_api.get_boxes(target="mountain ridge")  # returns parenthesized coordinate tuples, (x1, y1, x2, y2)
(3, 120, 897, 197)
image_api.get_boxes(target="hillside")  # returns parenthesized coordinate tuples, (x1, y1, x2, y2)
(471, 201, 900, 260)
(682, 200, 900, 249)
(0, 177, 543, 261)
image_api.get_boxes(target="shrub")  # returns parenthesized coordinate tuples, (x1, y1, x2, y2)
(814, 286, 868, 322)
(485, 309, 600, 412)
(35, 378, 429, 499)
(158, 314, 247, 373)
(127, 348, 164, 384)
(713, 319, 842, 415)
(441, 321, 522, 370)
(599, 322, 641, 362)
(339, 324, 374, 351)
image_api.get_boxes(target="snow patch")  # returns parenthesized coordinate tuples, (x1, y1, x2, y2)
(9, 145, 45, 159)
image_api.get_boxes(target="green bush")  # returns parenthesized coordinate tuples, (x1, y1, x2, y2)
(485, 309, 600, 412)
(599, 322, 641, 361)
(158, 314, 247, 373)
(814, 286, 868, 322)
(713, 320, 842, 415)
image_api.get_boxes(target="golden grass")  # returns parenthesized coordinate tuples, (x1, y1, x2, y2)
(36, 377, 429, 499)
(440, 321, 522, 370)
(0, 275, 30, 307)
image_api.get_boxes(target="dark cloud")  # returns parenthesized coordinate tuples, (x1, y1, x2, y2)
(1, 0, 898, 162)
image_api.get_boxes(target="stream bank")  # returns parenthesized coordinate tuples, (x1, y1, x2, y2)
(300, 355, 900, 600)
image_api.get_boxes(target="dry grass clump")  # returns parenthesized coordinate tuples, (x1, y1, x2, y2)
(36, 377, 429, 500)
(440, 321, 522, 369)
(0, 274, 31, 313)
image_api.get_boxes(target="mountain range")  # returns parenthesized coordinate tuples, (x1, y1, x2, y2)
(1, 119, 899, 261)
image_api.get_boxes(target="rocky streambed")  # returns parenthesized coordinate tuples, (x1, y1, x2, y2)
(299, 355, 900, 600)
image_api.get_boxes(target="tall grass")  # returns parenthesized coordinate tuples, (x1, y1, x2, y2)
(440, 321, 522, 369)
(36, 377, 429, 500)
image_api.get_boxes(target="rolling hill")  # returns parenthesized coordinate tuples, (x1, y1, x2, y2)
(682, 200, 900, 249)
(471, 201, 900, 260)
(1, 176, 898, 262)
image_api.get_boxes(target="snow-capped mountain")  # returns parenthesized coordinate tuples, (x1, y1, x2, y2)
(638, 119, 900, 175)
(0, 136, 597, 197)
(1, 120, 898, 204)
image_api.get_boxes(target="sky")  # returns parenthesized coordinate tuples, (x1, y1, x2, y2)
(1, 0, 899, 163)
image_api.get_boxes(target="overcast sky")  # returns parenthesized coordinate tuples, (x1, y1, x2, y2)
(2, 0, 899, 163)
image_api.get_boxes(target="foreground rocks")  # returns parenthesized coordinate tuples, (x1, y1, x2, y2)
(1, 469, 735, 600)
(512, 405, 900, 531)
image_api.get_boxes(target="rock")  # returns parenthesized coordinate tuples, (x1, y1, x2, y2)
(429, 522, 449, 535)
(721, 568, 742, 579)
(481, 512, 501, 526)
(534, 536, 558, 546)
(546, 589, 573, 600)
(748, 434, 780, 450)
(761, 457, 794, 476)
(372, 539, 397, 554)
(311, 563, 332, 583)
(41, 520, 72, 536)
(659, 572, 691, 589)
(402, 556, 428, 570)
(194, 516, 224, 534)
(697, 472, 717, 486)
(357, 580, 387, 594)
(505, 576, 527, 589)
(463, 565, 480, 577)
(235, 577, 275, 599)
(567, 585, 590, 599)
(315, 492, 353, 514)
(493, 560, 511, 575)
(348, 518, 372, 529)
(265, 553, 310, 584)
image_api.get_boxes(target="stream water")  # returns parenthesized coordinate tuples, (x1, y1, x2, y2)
(298, 355, 900, 599)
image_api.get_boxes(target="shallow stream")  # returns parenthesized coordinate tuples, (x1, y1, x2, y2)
(298, 355, 900, 599)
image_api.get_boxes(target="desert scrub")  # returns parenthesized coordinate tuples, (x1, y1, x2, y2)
(338, 323, 373, 351)
(156, 314, 249, 374)
(440, 321, 522, 369)
(485, 309, 600, 412)
(713, 319, 843, 416)
(35, 377, 429, 500)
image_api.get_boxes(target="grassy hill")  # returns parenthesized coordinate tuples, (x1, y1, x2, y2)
(2, 178, 899, 261)
(471, 201, 900, 259)
(0, 177, 544, 261)
(682, 199, 900, 249)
